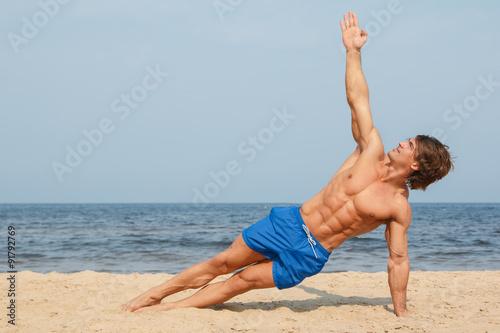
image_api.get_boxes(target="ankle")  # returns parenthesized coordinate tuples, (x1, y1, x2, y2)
(148, 286, 166, 301)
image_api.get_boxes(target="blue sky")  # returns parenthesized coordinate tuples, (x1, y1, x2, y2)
(1, 0, 499, 203)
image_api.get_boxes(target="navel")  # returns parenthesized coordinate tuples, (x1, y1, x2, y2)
(348, 174, 353, 179)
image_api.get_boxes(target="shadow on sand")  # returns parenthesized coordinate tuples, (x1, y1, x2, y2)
(209, 285, 394, 313)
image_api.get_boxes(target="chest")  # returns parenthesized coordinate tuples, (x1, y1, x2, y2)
(351, 183, 394, 221)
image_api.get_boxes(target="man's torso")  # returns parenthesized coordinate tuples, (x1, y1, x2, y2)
(301, 152, 410, 252)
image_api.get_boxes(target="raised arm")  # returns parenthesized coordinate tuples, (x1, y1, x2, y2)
(385, 210, 413, 317)
(340, 12, 374, 151)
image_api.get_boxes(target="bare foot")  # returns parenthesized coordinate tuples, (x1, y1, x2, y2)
(134, 302, 176, 313)
(122, 288, 163, 312)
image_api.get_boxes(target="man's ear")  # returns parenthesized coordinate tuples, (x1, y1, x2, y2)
(410, 162, 420, 171)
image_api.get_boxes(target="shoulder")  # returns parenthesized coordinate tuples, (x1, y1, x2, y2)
(384, 195, 411, 245)
(358, 127, 385, 162)
(391, 193, 412, 227)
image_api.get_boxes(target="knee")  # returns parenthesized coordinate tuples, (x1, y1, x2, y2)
(227, 273, 253, 293)
(206, 252, 231, 275)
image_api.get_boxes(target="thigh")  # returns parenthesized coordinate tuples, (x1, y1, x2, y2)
(224, 234, 267, 271)
(234, 259, 276, 289)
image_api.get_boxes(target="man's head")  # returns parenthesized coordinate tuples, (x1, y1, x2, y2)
(403, 135, 454, 191)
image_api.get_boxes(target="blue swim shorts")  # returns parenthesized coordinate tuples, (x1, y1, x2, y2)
(242, 206, 331, 290)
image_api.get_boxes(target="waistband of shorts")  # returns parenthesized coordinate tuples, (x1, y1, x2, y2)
(291, 206, 331, 257)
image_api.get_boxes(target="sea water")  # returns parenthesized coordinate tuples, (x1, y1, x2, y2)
(1, 203, 499, 274)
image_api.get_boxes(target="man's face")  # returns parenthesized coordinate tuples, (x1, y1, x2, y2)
(388, 138, 419, 170)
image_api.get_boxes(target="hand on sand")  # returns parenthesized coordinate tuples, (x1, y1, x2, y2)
(122, 289, 162, 312)
(340, 11, 367, 51)
(396, 309, 415, 317)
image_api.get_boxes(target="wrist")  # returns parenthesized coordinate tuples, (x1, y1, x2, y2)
(395, 308, 413, 317)
(394, 305, 407, 316)
(346, 48, 361, 53)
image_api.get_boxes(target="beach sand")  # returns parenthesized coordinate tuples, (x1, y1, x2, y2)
(1, 270, 499, 332)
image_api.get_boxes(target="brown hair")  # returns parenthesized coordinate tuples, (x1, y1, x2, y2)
(405, 135, 454, 191)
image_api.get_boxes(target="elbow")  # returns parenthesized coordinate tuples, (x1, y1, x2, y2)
(347, 94, 368, 108)
(346, 91, 358, 105)
(387, 255, 410, 270)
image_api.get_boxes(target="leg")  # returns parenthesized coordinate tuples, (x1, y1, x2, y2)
(123, 234, 266, 312)
(135, 259, 275, 312)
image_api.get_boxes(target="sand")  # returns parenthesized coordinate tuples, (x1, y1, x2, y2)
(1, 270, 499, 332)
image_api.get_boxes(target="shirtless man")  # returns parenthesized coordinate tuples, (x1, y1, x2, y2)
(123, 11, 453, 317)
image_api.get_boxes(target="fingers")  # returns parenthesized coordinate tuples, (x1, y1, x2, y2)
(342, 11, 359, 29)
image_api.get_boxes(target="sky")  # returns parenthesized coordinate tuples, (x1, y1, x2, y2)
(1, 0, 499, 204)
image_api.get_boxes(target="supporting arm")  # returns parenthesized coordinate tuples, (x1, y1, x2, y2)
(385, 215, 414, 317)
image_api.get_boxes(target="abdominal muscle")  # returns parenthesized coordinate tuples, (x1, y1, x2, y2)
(300, 172, 386, 252)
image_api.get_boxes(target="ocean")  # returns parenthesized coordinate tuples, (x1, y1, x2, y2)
(2, 203, 499, 274)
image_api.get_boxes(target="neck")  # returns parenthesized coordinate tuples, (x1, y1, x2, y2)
(381, 162, 410, 189)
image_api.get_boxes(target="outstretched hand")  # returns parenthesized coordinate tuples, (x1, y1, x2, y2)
(340, 11, 368, 51)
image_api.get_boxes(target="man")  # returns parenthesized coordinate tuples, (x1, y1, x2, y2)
(123, 11, 453, 317)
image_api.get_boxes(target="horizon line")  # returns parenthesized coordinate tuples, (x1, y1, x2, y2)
(1, 201, 499, 205)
